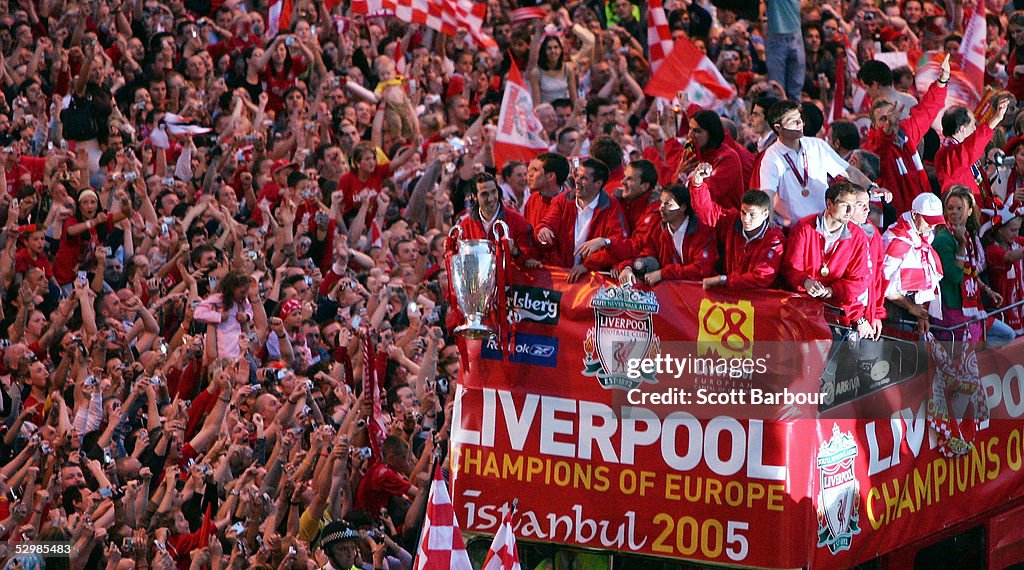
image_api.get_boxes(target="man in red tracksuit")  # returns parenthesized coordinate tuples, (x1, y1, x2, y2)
(612, 183, 718, 286)
(689, 164, 786, 290)
(782, 181, 872, 335)
(457, 173, 538, 264)
(536, 158, 628, 282)
(862, 56, 949, 215)
(523, 153, 570, 229)
(853, 187, 886, 338)
(934, 97, 1009, 209)
(586, 160, 661, 266)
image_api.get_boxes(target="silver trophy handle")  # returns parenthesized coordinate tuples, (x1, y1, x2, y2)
(492, 220, 510, 241)
(448, 225, 464, 240)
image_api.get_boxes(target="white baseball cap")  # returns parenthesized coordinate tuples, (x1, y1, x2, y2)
(911, 193, 946, 226)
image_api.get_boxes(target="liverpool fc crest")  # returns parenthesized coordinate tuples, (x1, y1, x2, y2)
(816, 424, 861, 554)
(582, 285, 660, 390)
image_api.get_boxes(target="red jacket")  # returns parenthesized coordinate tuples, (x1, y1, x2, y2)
(537, 190, 628, 268)
(862, 82, 946, 214)
(690, 181, 785, 289)
(604, 166, 626, 194)
(457, 205, 538, 263)
(643, 138, 686, 187)
(695, 143, 746, 210)
(782, 214, 871, 323)
(861, 222, 887, 322)
(618, 191, 660, 233)
(724, 134, 756, 192)
(606, 216, 718, 280)
(523, 191, 559, 229)
(934, 124, 995, 209)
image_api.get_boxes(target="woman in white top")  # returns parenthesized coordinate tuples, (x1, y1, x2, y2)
(193, 269, 261, 359)
(529, 35, 578, 106)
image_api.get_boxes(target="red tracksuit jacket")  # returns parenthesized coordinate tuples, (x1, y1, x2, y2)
(601, 216, 718, 280)
(782, 214, 871, 323)
(862, 82, 946, 214)
(690, 180, 786, 289)
(725, 134, 756, 192)
(861, 221, 887, 322)
(934, 124, 994, 208)
(523, 191, 559, 229)
(457, 205, 538, 263)
(536, 190, 628, 269)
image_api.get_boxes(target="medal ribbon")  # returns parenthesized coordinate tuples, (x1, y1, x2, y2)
(781, 148, 809, 189)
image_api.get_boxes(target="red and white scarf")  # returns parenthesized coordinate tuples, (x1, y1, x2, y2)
(882, 213, 944, 312)
(958, 232, 986, 318)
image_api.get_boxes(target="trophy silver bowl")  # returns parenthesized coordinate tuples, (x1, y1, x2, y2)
(448, 223, 508, 339)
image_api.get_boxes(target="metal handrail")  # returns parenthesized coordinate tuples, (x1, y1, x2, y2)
(824, 299, 1024, 333)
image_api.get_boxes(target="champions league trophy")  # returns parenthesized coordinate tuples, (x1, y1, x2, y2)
(446, 221, 510, 339)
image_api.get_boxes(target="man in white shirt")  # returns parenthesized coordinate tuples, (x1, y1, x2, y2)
(758, 100, 882, 227)
(499, 161, 530, 213)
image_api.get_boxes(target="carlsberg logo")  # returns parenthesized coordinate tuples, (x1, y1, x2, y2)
(509, 286, 561, 325)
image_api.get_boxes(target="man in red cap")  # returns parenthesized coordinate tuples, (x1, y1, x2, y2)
(862, 55, 949, 215)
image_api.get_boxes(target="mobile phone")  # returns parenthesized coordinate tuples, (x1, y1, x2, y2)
(209, 277, 218, 289)
(302, 405, 311, 415)
(571, 156, 581, 172)
(124, 172, 137, 182)
(286, 37, 295, 46)
(160, 223, 169, 236)
(122, 537, 134, 549)
(78, 270, 89, 284)
(229, 522, 245, 535)
(408, 301, 418, 314)
(99, 487, 114, 498)
(103, 246, 113, 256)
(351, 315, 362, 329)
(84, 375, 97, 387)
(305, 379, 314, 391)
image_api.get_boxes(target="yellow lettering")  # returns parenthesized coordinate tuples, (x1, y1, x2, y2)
(1008, 429, 1022, 471)
(767, 484, 784, 512)
(913, 463, 932, 508)
(867, 487, 883, 530)
(705, 478, 723, 505)
(665, 474, 682, 501)
(987, 436, 1001, 481)
(483, 452, 499, 478)
(896, 475, 916, 518)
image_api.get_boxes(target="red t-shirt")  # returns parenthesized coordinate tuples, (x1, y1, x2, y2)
(355, 460, 411, 515)
(338, 162, 390, 219)
(53, 216, 111, 285)
(14, 248, 54, 279)
(262, 56, 307, 113)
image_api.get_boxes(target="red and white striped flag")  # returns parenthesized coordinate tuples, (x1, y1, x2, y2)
(959, 0, 987, 97)
(414, 463, 473, 570)
(828, 49, 846, 126)
(393, 40, 407, 75)
(646, 0, 673, 72)
(482, 513, 521, 570)
(351, 0, 497, 51)
(267, 0, 293, 36)
(644, 35, 734, 108)
(494, 60, 548, 169)
(915, 0, 984, 129)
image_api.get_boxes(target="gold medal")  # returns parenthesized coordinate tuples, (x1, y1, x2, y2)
(820, 265, 830, 277)
(802, 187, 810, 197)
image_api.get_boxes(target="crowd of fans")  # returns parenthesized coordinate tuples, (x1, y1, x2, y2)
(1, 0, 1024, 568)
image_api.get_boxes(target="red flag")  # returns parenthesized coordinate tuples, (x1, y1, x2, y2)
(959, 0, 986, 97)
(644, 35, 734, 108)
(646, 0, 673, 72)
(197, 504, 214, 548)
(351, 0, 497, 51)
(494, 61, 548, 169)
(267, 0, 293, 36)
(414, 463, 473, 569)
(482, 513, 521, 570)
(829, 50, 846, 126)
(393, 40, 406, 76)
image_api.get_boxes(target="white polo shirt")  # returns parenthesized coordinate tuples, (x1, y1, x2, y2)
(758, 136, 850, 228)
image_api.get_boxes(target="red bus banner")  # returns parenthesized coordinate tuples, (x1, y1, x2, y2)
(449, 268, 1024, 568)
